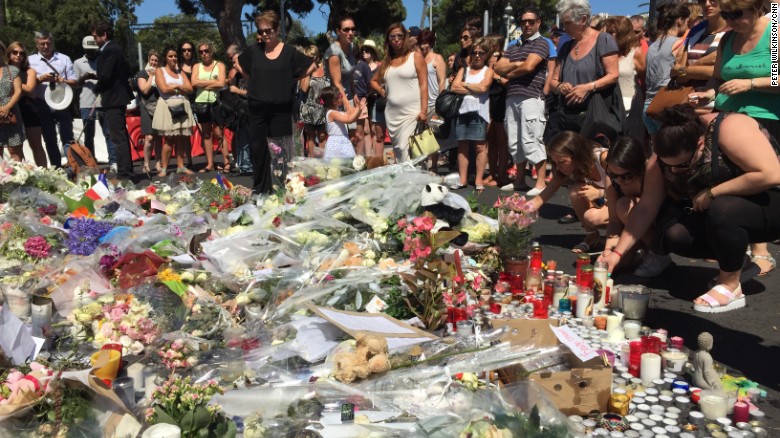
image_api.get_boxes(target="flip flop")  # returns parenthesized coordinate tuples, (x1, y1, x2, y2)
(571, 230, 600, 254)
(449, 183, 468, 190)
(693, 284, 745, 313)
(558, 213, 579, 224)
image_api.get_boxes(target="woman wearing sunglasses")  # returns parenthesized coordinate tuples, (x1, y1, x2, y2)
(652, 105, 780, 313)
(690, 0, 780, 277)
(598, 137, 668, 276)
(6, 41, 46, 166)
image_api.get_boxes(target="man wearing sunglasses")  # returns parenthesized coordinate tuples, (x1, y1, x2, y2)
(494, 5, 551, 196)
(91, 21, 135, 181)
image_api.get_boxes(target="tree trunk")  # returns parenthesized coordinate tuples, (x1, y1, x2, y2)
(201, 0, 247, 51)
(420, 0, 427, 28)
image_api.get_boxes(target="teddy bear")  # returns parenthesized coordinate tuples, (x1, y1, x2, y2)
(333, 332, 391, 384)
(420, 183, 469, 246)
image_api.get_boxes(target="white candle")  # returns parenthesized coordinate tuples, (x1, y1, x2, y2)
(661, 349, 688, 373)
(640, 353, 662, 383)
(624, 320, 641, 339)
(576, 291, 594, 318)
(699, 392, 728, 420)
(593, 263, 608, 310)
(606, 315, 621, 333)
(142, 423, 182, 438)
(144, 371, 157, 400)
(127, 363, 145, 392)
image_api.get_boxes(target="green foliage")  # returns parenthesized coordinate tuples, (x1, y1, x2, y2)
(2, 0, 140, 65)
(135, 14, 227, 63)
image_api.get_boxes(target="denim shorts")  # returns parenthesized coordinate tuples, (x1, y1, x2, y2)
(455, 112, 487, 141)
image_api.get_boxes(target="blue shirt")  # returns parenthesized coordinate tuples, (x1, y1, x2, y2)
(507, 36, 557, 59)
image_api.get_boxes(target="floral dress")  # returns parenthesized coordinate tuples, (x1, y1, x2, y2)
(0, 65, 25, 147)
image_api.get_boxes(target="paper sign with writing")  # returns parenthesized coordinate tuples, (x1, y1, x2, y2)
(551, 325, 598, 362)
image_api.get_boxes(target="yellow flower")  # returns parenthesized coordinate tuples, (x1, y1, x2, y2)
(157, 268, 182, 282)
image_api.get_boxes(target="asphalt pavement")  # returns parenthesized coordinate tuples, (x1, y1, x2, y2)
(131, 157, 779, 433)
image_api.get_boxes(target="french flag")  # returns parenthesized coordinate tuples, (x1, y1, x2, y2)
(85, 175, 110, 201)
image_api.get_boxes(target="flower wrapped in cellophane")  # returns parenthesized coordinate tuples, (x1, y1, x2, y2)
(495, 194, 538, 262)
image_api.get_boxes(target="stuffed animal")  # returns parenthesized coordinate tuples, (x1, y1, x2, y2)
(420, 183, 469, 246)
(333, 333, 391, 383)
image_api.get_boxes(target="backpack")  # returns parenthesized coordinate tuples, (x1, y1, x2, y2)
(67, 142, 99, 177)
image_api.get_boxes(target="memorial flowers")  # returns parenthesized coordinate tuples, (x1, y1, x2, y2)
(495, 194, 537, 261)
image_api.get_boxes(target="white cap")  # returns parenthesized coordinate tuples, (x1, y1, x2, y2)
(82, 36, 98, 49)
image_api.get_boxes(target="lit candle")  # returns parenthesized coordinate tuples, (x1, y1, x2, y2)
(733, 401, 749, 423)
(640, 353, 662, 383)
(606, 315, 622, 333)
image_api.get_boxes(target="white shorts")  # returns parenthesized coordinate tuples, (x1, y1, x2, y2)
(505, 95, 547, 164)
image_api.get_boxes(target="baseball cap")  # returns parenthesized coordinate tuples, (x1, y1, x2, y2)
(408, 26, 421, 37)
(82, 36, 98, 49)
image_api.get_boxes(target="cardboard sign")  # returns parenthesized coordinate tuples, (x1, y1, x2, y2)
(551, 325, 598, 362)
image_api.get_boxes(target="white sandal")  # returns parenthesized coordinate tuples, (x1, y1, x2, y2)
(693, 284, 746, 314)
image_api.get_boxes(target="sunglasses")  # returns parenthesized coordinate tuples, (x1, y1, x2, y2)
(720, 9, 745, 20)
(606, 170, 636, 183)
(199, 49, 211, 54)
(460, 35, 472, 41)
(258, 28, 275, 35)
(659, 152, 697, 170)
(181, 47, 193, 52)
(11, 50, 26, 56)
(519, 19, 538, 25)
(388, 34, 405, 40)
(341, 27, 356, 33)
(472, 50, 487, 57)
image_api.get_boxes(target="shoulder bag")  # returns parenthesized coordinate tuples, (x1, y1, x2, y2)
(646, 79, 695, 120)
(409, 121, 440, 158)
(434, 68, 467, 121)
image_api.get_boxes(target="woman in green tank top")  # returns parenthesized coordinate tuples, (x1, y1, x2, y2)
(690, 0, 780, 277)
(191, 40, 227, 172)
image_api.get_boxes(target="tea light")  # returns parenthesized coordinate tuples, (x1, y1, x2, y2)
(665, 412, 680, 422)
(646, 396, 660, 405)
(659, 395, 674, 407)
(662, 418, 677, 427)
(749, 410, 765, 421)
(672, 388, 687, 397)
(630, 423, 645, 432)
(650, 405, 665, 415)
(641, 419, 656, 428)
(679, 433, 696, 438)
(751, 426, 768, 437)
(640, 353, 662, 382)
(625, 431, 641, 438)
(456, 320, 473, 336)
(649, 414, 664, 423)
(651, 427, 667, 435)
(716, 418, 732, 428)
(646, 388, 659, 396)
(624, 320, 641, 339)
(674, 396, 691, 415)
(665, 425, 681, 437)
(633, 396, 646, 404)
(634, 412, 648, 420)
(625, 414, 639, 423)
(637, 404, 651, 413)
(609, 432, 625, 438)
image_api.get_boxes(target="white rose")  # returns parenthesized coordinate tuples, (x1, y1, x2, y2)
(186, 356, 199, 367)
(353, 155, 366, 170)
(362, 259, 376, 268)
(195, 272, 209, 283)
(180, 272, 195, 283)
(130, 341, 145, 355)
(365, 250, 376, 260)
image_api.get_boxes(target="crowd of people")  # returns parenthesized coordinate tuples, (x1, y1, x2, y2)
(1, 0, 779, 312)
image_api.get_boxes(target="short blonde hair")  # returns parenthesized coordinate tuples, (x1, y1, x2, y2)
(254, 10, 280, 31)
(304, 44, 319, 62)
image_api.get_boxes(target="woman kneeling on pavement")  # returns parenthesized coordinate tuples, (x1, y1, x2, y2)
(653, 105, 780, 313)
(597, 136, 668, 277)
(529, 130, 609, 253)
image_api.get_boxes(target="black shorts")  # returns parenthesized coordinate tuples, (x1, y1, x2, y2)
(194, 102, 214, 124)
(18, 96, 40, 128)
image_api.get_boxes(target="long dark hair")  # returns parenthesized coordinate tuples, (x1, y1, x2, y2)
(607, 137, 647, 176)
(377, 22, 409, 83)
(547, 130, 597, 182)
(656, 3, 689, 43)
(655, 105, 706, 159)
(178, 40, 196, 68)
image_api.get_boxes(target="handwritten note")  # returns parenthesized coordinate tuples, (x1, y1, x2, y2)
(551, 325, 598, 362)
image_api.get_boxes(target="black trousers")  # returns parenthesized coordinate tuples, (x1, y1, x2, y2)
(658, 190, 780, 272)
(247, 100, 293, 194)
(102, 106, 134, 179)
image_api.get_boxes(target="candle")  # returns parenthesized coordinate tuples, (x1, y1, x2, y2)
(700, 391, 729, 420)
(126, 363, 145, 392)
(620, 285, 651, 320)
(576, 289, 594, 318)
(624, 320, 641, 339)
(144, 369, 158, 400)
(593, 261, 608, 310)
(640, 353, 662, 383)
(141, 423, 182, 438)
(733, 401, 749, 423)
(90, 350, 121, 382)
(606, 315, 622, 333)
(661, 348, 688, 373)
(670, 336, 684, 350)
(456, 320, 473, 336)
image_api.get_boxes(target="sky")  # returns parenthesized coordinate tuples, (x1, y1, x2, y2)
(134, 1, 649, 35)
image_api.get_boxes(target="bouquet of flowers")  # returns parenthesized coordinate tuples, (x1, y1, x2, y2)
(67, 293, 160, 355)
(144, 376, 236, 438)
(157, 338, 200, 370)
(495, 194, 537, 262)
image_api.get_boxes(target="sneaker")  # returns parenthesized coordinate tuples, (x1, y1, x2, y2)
(500, 183, 516, 191)
(526, 187, 543, 197)
(109, 163, 118, 174)
(634, 252, 673, 277)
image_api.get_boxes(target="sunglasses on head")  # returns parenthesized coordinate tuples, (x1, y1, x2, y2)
(720, 9, 745, 20)
(606, 170, 636, 182)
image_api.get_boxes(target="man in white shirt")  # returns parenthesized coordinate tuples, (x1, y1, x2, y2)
(73, 35, 116, 172)
(28, 30, 78, 167)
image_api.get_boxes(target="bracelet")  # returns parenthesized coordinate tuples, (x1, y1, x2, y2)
(750, 78, 755, 90)
(706, 187, 716, 199)
(612, 249, 624, 258)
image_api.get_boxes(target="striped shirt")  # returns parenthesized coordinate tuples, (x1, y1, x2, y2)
(505, 32, 549, 100)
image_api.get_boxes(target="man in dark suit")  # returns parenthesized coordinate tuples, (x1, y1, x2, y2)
(91, 21, 135, 180)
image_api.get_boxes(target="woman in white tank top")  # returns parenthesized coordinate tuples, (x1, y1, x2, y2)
(419, 30, 446, 172)
(152, 47, 195, 177)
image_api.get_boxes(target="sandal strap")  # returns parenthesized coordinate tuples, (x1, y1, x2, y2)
(711, 284, 739, 300)
(698, 293, 721, 307)
(751, 254, 776, 266)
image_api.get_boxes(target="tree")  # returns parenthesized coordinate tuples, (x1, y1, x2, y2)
(0, 0, 139, 62)
(135, 14, 226, 62)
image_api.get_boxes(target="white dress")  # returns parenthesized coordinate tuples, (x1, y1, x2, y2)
(618, 48, 637, 113)
(384, 54, 421, 162)
(323, 110, 355, 159)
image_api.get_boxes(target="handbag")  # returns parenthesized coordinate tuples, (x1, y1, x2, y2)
(0, 112, 17, 126)
(646, 80, 695, 120)
(409, 122, 440, 158)
(168, 101, 187, 119)
(192, 102, 210, 116)
(435, 68, 467, 120)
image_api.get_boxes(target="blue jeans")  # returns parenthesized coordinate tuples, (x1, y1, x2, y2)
(35, 98, 73, 167)
(233, 124, 252, 172)
(80, 108, 116, 164)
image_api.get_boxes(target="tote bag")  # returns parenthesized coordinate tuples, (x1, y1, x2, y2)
(409, 122, 440, 158)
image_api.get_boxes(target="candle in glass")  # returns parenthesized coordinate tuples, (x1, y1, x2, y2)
(576, 288, 594, 318)
(624, 320, 642, 339)
(699, 390, 729, 420)
(593, 261, 608, 310)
